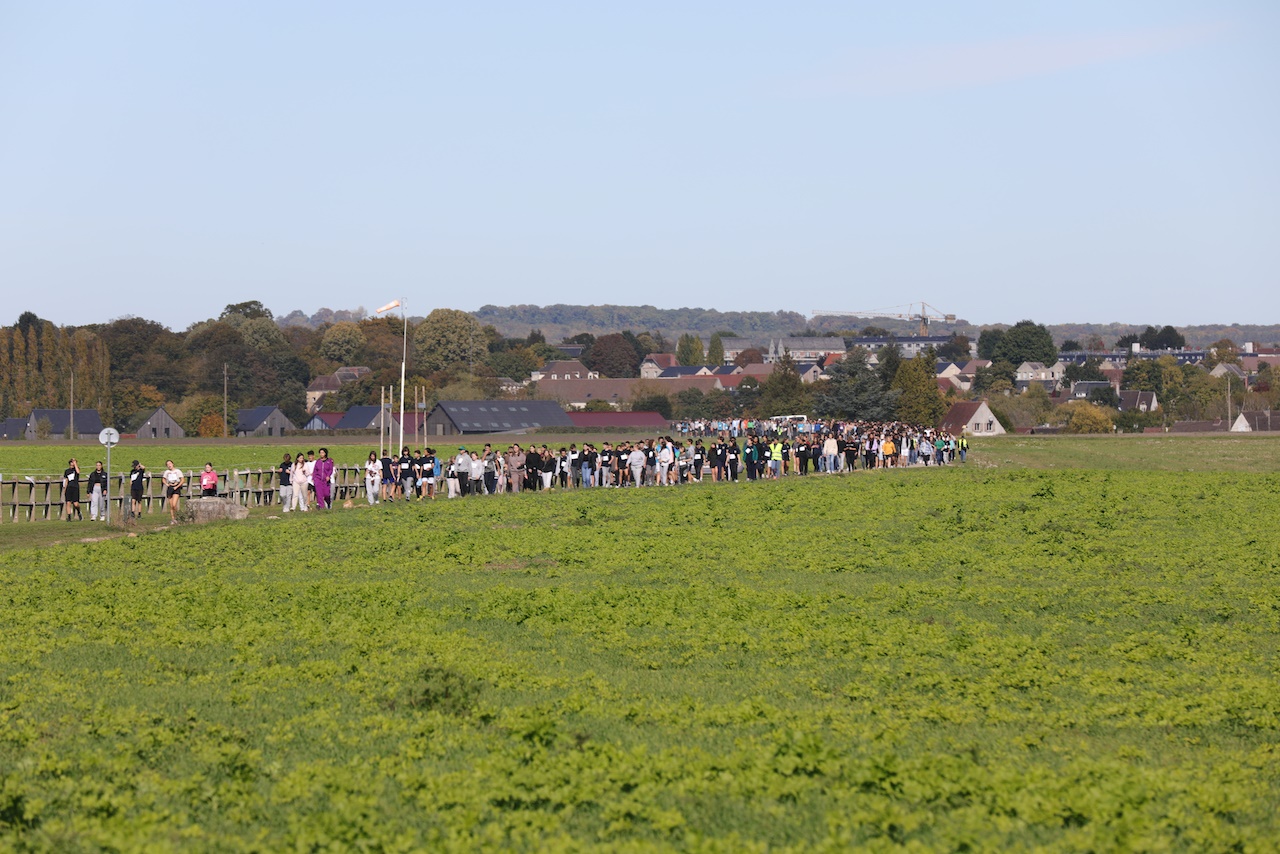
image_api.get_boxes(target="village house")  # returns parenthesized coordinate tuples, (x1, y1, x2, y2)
(531, 359, 598, 382)
(938, 400, 1006, 436)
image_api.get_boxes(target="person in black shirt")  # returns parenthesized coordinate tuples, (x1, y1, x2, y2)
(63, 458, 82, 521)
(278, 453, 293, 510)
(692, 440, 705, 482)
(87, 460, 108, 521)
(398, 446, 414, 500)
(525, 446, 542, 491)
(129, 460, 147, 519)
(380, 452, 396, 502)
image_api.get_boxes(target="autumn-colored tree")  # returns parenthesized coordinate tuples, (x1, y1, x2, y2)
(196, 412, 227, 438)
(1057, 401, 1114, 433)
(584, 333, 642, 378)
(734, 347, 764, 366)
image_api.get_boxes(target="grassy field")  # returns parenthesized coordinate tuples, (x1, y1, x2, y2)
(4, 432, 1280, 478)
(1, 447, 1278, 849)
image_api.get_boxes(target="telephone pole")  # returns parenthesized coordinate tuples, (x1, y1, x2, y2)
(223, 363, 229, 438)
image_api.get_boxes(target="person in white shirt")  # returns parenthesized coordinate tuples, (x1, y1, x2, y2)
(657, 440, 674, 486)
(627, 445, 646, 487)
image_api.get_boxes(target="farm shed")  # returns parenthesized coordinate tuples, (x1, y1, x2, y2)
(235, 406, 295, 438)
(426, 401, 573, 435)
(127, 407, 186, 440)
(25, 409, 104, 440)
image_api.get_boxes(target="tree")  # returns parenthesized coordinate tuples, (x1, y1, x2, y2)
(875, 341, 901, 391)
(582, 399, 614, 412)
(220, 301, 273, 323)
(936, 334, 971, 363)
(320, 322, 368, 364)
(196, 412, 227, 438)
(754, 354, 812, 417)
(972, 360, 1016, 395)
(891, 355, 947, 426)
(1064, 357, 1105, 385)
(1060, 339, 1082, 352)
(861, 325, 890, 337)
(1058, 401, 1114, 433)
(706, 333, 725, 366)
(977, 328, 1004, 360)
(1115, 333, 1140, 349)
(675, 334, 704, 366)
(673, 387, 710, 419)
(413, 309, 487, 374)
(1082, 334, 1107, 351)
(992, 320, 1057, 366)
(584, 333, 642, 378)
(1087, 386, 1120, 408)
(1139, 325, 1186, 351)
(564, 332, 595, 348)
(631, 392, 673, 419)
(525, 328, 546, 346)
(812, 350, 899, 421)
(734, 347, 764, 367)
(1205, 338, 1240, 368)
(240, 316, 287, 352)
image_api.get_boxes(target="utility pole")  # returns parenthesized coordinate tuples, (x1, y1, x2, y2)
(69, 369, 74, 439)
(223, 363, 229, 438)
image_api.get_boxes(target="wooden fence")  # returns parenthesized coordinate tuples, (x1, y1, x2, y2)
(0, 466, 369, 523)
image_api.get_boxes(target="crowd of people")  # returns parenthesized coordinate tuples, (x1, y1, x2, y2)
(57, 423, 966, 519)
(348, 421, 966, 502)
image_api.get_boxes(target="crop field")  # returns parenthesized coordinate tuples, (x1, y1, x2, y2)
(2, 449, 1279, 848)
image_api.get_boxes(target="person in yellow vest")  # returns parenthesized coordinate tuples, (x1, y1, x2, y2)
(881, 436, 896, 468)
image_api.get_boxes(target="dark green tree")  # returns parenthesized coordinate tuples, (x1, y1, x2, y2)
(812, 350, 899, 421)
(631, 392, 673, 419)
(875, 341, 901, 391)
(754, 354, 812, 416)
(675, 333, 705, 366)
(1064, 357, 1106, 385)
(1060, 339, 1082, 352)
(992, 320, 1057, 366)
(972, 360, 1017, 394)
(891, 355, 947, 426)
(977, 328, 1004, 360)
(936, 334, 971, 363)
(706, 333, 725, 366)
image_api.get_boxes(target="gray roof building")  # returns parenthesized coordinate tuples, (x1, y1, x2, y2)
(26, 409, 104, 440)
(425, 400, 573, 436)
(235, 406, 295, 437)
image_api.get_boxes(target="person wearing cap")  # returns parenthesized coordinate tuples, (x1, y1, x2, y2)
(453, 446, 471, 496)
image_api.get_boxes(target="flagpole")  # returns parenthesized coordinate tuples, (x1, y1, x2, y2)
(376, 298, 408, 455)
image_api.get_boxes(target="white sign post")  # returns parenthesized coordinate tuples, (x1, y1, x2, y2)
(99, 428, 120, 524)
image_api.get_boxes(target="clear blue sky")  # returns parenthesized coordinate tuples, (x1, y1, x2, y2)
(2, 1, 1277, 330)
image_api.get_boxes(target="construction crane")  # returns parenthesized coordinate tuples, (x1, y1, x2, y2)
(812, 302, 956, 337)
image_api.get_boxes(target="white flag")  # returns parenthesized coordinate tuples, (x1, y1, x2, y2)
(376, 299, 401, 313)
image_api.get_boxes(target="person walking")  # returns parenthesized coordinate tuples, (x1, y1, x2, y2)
(87, 460, 107, 521)
(129, 460, 147, 520)
(162, 460, 185, 523)
(62, 458, 83, 521)
(290, 453, 310, 511)
(313, 447, 335, 509)
(364, 451, 380, 505)
(278, 453, 294, 510)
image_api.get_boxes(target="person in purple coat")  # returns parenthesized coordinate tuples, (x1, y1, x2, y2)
(313, 447, 336, 509)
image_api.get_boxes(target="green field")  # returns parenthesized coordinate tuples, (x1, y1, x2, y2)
(2, 441, 1279, 849)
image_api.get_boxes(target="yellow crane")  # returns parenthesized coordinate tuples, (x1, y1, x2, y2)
(812, 302, 956, 337)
